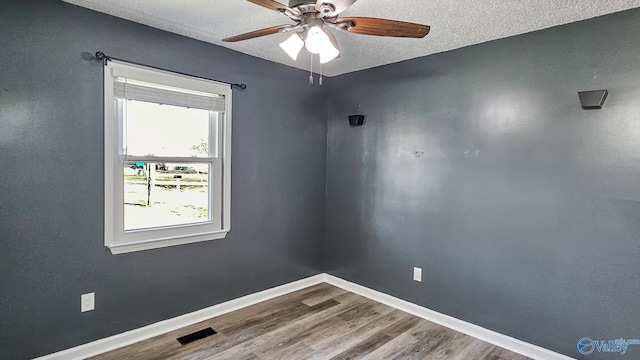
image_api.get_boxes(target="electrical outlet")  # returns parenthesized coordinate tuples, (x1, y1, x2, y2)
(413, 267, 422, 282)
(81, 292, 95, 312)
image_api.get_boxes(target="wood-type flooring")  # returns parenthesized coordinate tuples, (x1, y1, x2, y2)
(91, 283, 530, 360)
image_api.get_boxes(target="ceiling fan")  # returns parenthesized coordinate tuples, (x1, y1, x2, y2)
(222, 0, 430, 66)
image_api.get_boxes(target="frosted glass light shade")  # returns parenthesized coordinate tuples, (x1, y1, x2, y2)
(280, 27, 340, 64)
(319, 29, 340, 64)
(305, 26, 340, 63)
(279, 33, 304, 60)
(319, 47, 340, 64)
(304, 26, 328, 54)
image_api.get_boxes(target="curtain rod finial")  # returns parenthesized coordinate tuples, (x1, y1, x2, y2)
(95, 51, 108, 65)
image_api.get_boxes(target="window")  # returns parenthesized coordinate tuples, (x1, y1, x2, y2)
(104, 61, 231, 254)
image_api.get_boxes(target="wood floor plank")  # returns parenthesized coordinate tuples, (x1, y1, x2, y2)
(305, 311, 415, 359)
(361, 332, 421, 360)
(390, 326, 452, 360)
(255, 338, 316, 359)
(302, 284, 349, 306)
(305, 303, 396, 351)
(210, 283, 337, 331)
(90, 320, 230, 360)
(370, 301, 396, 315)
(452, 338, 495, 360)
(328, 314, 424, 360)
(92, 284, 532, 360)
(422, 331, 476, 360)
(195, 298, 338, 359)
(482, 347, 531, 360)
(194, 299, 340, 357)
(212, 303, 349, 359)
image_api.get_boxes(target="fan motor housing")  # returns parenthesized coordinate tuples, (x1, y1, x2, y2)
(289, 0, 316, 8)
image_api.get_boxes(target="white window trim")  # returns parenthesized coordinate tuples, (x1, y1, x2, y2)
(104, 60, 232, 254)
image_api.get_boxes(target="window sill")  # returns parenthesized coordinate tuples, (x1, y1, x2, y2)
(107, 230, 228, 254)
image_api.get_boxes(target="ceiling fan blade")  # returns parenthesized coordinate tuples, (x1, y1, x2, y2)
(247, 0, 293, 13)
(315, 0, 358, 17)
(334, 17, 430, 38)
(222, 25, 295, 42)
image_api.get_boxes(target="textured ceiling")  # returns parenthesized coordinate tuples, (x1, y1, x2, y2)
(62, 0, 640, 76)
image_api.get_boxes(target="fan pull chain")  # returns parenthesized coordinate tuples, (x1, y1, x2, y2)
(309, 54, 314, 85)
(319, 62, 323, 86)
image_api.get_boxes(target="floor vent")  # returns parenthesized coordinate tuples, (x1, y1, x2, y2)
(177, 327, 217, 345)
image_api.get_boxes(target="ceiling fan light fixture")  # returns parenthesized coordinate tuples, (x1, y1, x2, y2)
(319, 47, 340, 64)
(279, 33, 304, 60)
(225, 0, 430, 78)
(305, 26, 340, 63)
(319, 29, 340, 64)
(304, 26, 329, 54)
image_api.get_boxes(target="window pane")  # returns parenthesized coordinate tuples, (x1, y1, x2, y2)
(123, 100, 212, 157)
(124, 162, 210, 230)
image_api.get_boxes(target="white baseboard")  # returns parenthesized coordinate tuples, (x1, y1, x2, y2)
(34, 274, 326, 360)
(323, 274, 574, 360)
(35, 273, 573, 360)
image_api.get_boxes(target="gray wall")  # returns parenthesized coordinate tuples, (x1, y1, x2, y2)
(325, 9, 640, 360)
(0, 1, 326, 359)
(4, 1, 640, 359)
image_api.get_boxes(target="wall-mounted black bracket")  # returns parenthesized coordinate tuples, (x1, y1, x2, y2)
(578, 90, 608, 109)
(348, 115, 365, 127)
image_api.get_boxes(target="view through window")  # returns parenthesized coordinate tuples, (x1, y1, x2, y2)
(122, 101, 212, 230)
